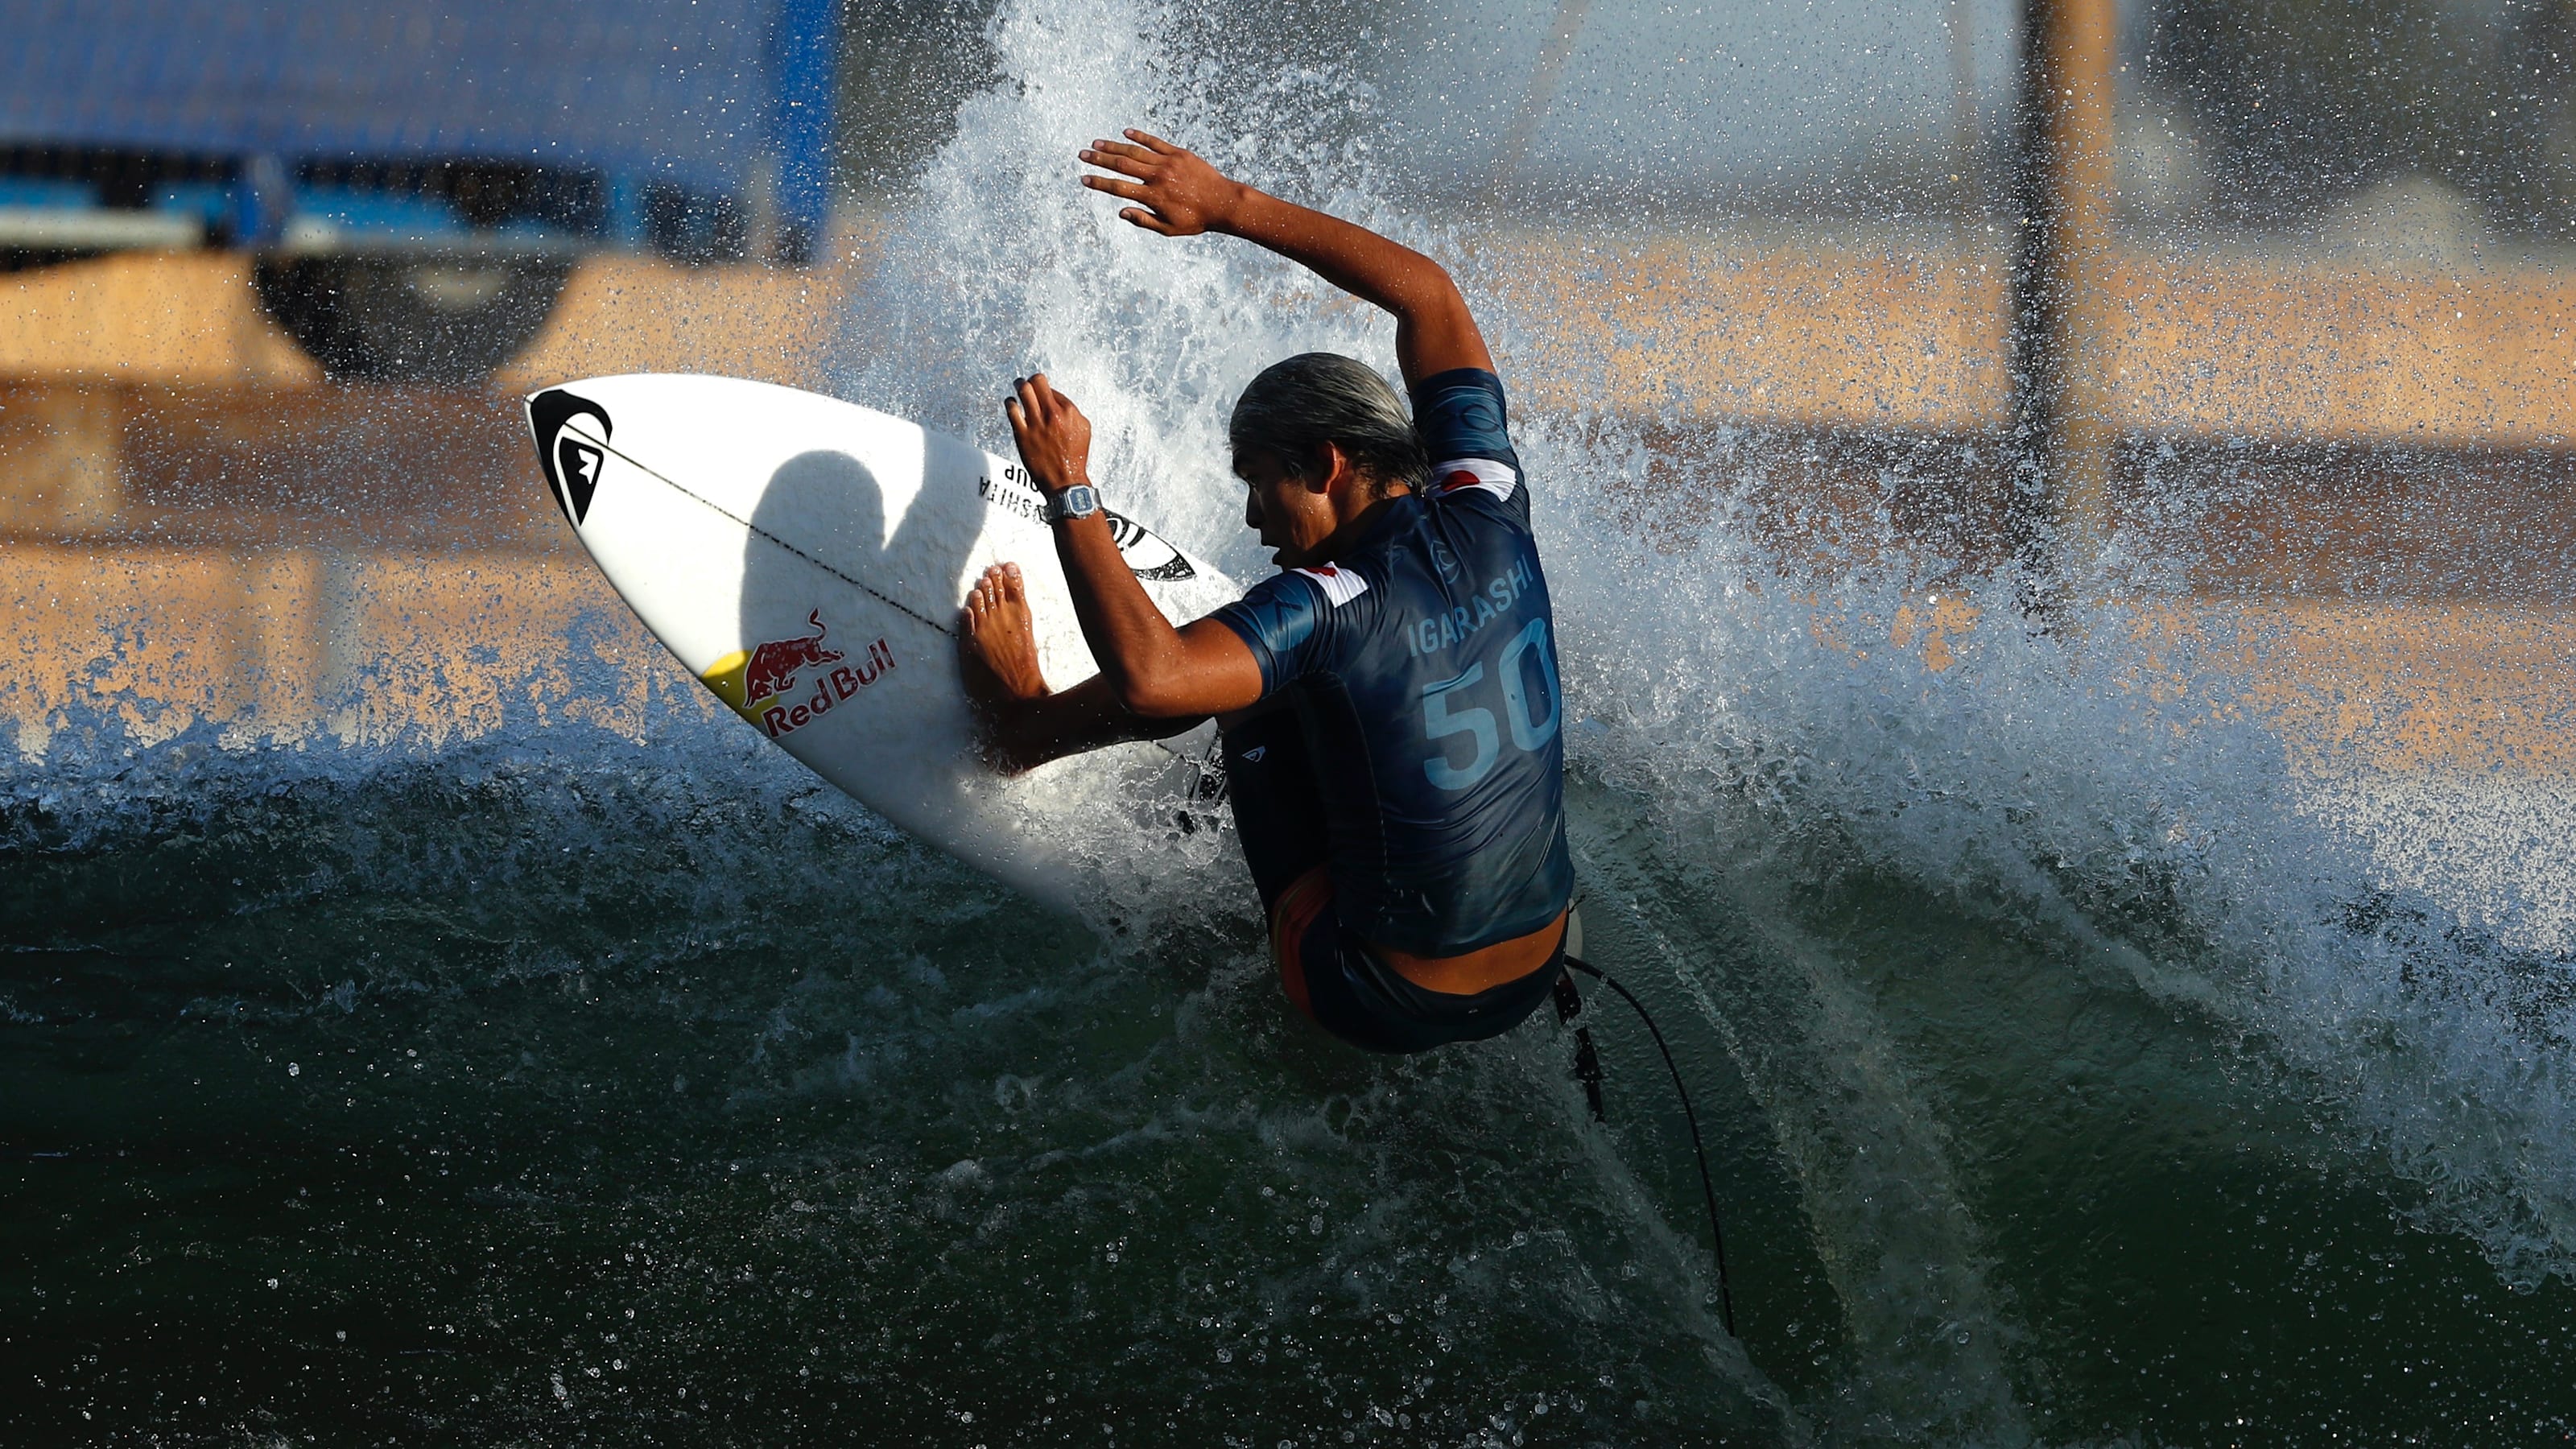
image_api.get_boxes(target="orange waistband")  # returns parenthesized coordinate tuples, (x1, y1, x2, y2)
(1373, 908, 1570, 997)
(1269, 868, 1567, 999)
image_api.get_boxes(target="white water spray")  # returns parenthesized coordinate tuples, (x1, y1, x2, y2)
(824, 0, 2576, 1419)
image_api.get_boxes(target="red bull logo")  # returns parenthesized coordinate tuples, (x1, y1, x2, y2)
(700, 609, 894, 738)
(743, 609, 843, 704)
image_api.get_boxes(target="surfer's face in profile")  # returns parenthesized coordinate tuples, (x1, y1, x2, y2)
(1237, 443, 1377, 571)
(1237, 449, 1323, 568)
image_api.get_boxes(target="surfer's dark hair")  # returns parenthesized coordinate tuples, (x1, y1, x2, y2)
(1229, 353, 1429, 497)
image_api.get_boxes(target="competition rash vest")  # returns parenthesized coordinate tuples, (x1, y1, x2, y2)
(1211, 368, 1574, 957)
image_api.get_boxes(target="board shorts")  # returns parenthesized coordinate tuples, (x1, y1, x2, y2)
(1267, 865, 1567, 1054)
(1224, 704, 1563, 1055)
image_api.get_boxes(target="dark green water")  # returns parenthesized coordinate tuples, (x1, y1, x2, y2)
(0, 740, 1766, 1444)
(6, 729, 2574, 1445)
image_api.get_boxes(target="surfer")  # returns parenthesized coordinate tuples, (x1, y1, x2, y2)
(961, 129, 1571, 1054)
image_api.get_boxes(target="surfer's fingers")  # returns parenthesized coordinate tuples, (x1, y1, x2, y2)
(1124, 128, 1184, 155)
(1080, 143, 1160, 175)
(1015, 376, 1071, 436)
(1121, 207, 1182, 236)
(1010, 374, 1046, 419)
(1081, 175, 1153, 203)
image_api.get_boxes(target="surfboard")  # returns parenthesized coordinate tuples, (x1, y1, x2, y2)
(523, 373, 1245, 915)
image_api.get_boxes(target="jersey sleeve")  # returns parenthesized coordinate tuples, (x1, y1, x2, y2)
(1412, 367, 1524, 522)
(1208, 570, 1335, 699)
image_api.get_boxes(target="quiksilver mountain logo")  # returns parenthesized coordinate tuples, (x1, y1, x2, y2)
(558, 436, 603, 516)
(527, 388, 613, 525)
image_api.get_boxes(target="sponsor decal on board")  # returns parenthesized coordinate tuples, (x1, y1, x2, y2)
(526, 388, 613, 525)
(974, 465, 1197, 580)
(699, 609, 894, 739)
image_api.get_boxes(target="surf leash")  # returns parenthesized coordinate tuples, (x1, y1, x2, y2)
(1559, 954, 1739, 1338)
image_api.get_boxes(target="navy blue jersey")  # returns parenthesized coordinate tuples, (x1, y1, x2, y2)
(1212, 368, 1572, 956)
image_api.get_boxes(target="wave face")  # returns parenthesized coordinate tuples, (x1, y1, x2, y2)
(7, 0, 2576, 1443)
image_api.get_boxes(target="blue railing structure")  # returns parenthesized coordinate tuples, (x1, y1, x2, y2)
(0, 0, 842, 265)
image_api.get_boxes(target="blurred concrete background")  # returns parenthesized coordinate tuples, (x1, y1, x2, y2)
(2, 0, 2570, 769)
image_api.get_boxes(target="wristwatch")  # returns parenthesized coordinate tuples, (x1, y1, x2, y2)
(1042, 484, 1101, 523)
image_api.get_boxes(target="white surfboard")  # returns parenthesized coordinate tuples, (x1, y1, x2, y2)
(524, 374, 1245, 915)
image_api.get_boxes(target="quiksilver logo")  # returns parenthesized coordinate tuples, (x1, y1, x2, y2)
(558, 438, 603, 518)
(527, 388, 612, 525)
(1240, 745, 1267, 763)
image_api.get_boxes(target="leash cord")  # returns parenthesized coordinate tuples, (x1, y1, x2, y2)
(1564, 954, 1740, 1338)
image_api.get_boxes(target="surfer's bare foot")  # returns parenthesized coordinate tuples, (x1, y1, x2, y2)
(961, 564, 1051, 771)
(960, 564, 1051, 771)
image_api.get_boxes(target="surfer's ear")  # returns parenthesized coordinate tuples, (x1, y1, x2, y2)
(1311, 440, 1357, 496)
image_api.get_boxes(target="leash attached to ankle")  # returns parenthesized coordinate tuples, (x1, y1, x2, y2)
(1557, 908, 1740, 1337)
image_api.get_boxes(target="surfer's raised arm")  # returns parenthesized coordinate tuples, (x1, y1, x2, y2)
(1079, 130, 1495, 390)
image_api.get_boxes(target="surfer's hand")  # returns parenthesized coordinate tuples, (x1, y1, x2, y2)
(1080, 130, 1245, 237)
(1005, 374, 1092, 496)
